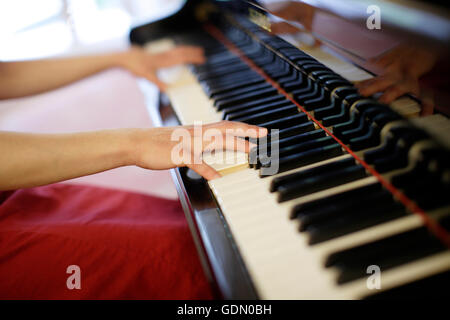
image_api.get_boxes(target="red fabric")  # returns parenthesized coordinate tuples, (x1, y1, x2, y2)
(0, 184, 214, 299)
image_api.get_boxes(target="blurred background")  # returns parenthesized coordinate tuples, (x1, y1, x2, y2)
(0, 0, 186, 60)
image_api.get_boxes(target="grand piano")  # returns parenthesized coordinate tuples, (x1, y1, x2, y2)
(130, 0, 450, 299)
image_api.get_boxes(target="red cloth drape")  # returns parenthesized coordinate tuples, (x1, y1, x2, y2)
(0, 184, 214, 299)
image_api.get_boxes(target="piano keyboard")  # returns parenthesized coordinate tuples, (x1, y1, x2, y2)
(146, 19, 450, 299)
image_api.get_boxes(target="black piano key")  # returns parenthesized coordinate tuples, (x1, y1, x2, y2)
(212, 82, 273, 102)
(313, 89, 358, 120)
(324, 227, 446, 284)
(275, 136, 335, 157)
(280, 78, 307, 92)
(290, 182, 382, 219)
(202, 71, 259, 89)
(257, 130, 327, 170)
(215, 87, 279, 110)
(348, 126, 381, 151)
(197, 64, 250, 81)
(290, 79, 315, 97)
(323, 79, 352, 92)
(259, 60, 285, 74)
(203, 71, 261, 88)
(309, 70, 334, 81)
(322, 105, 350, 127)
(225, 100, 293, 121)
(265, 67, 292, 81)
(300, 93, 329, 112)
(277, 72, 301, 86)
(319, 93, 363, 122)
(221, 95, 287, 118)
(295, 85, 324, 106)
(232, 105, 299, 124)
(278, 121, 316, 139)
(252, 52, 277, 67)
(271, 157, 355, 192)
(363, 137, 397, 165)
(312, 100, 340, 120)
(262, 56, 288, 69)
(268, 122, 316, 140)
(390, 165, 429, 189)
(301, 62, 331, 74)
(257, 112, 309, 130)
(280, 48, 309, 58)
(390, 147, 448, 189)
(196, 56, 242, 71)
(260, 144, 343, 176)
(277, 164, 367, 202)
(303, 94, 331, 111)
(265, 38, 303, 53)
(306, 200, 407, 245)
(202, 53, 238, 65)
(338, 120, 375, 145)
(368, 128, 430, 173)
(250, 122, 320, 169)
(402, 180, 450, 210)
(394, 176, 450, 210)
(372, 149, 409, 174)
(277, 129, 327, 149)
(208, 78, 266, 98)
(334, 108, 382, 141)
(298, 189, 398, 232)
(236, 44, 264, 58)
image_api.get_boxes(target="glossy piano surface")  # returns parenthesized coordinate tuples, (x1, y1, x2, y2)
(130, 0, 450, 299)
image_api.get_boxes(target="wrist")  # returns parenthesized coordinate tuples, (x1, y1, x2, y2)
(120, 128, 148, 167)
(109, 49, 132, 70)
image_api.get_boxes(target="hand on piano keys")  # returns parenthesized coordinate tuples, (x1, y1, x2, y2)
(356, 44, 438, 116)
(118, 45, 206, 91)
(131, 121, 267, 180)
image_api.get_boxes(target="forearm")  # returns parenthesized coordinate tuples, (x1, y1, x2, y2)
(0, 52, 128, 100)
(0, 121, 267, 189)
(0, 129, 137, 190)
